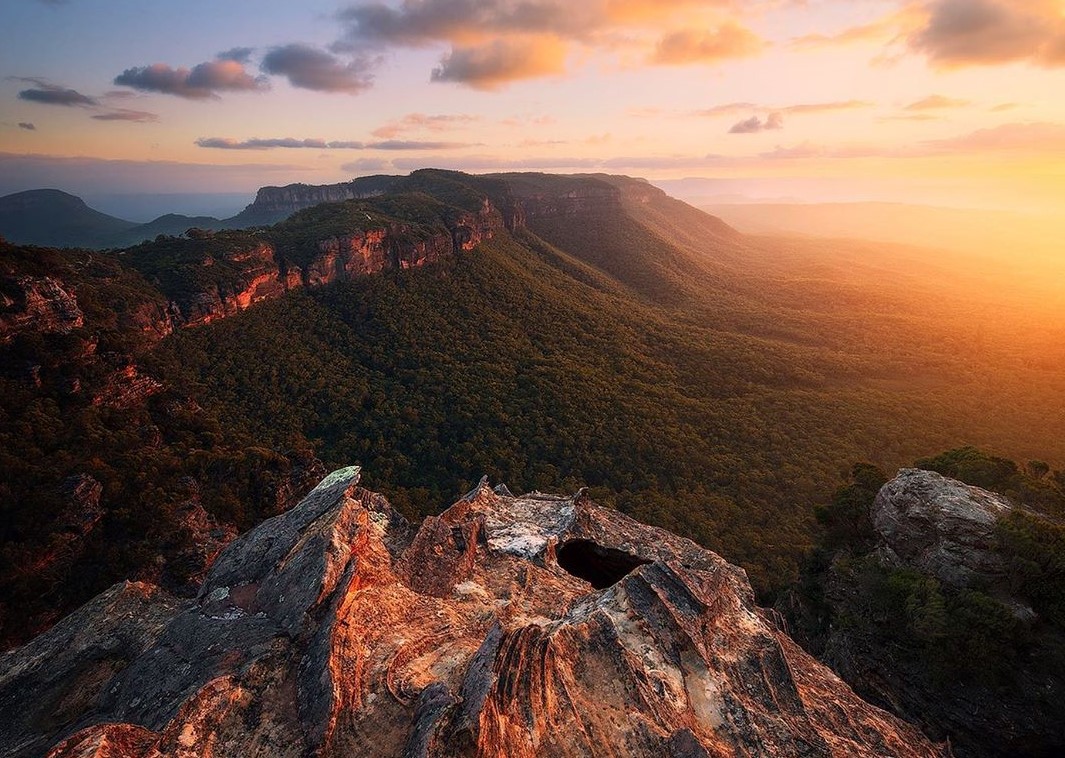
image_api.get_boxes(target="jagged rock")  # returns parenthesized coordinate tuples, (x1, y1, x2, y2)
(1, 467, 946, 758)
(871, 468, 1012, 587)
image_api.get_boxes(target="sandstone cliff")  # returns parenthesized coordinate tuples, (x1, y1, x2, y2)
(0, 275, 84, 345)
(228, 176, 402, 228)
(0, 468, 946, 758)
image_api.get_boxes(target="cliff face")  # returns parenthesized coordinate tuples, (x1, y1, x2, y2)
(0, 275, 84, 344)
(0, 468, 946, 758)
(149, 201, 505, 331)
(229, 176, 402, 228)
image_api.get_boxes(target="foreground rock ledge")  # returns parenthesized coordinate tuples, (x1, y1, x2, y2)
(0, 467, 946, 757)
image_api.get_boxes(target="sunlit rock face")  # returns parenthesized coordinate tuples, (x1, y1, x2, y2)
(1, 468, 945, 758)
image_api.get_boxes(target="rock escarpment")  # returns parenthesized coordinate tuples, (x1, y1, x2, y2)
(229, 176, 402, 227)
(129, 197, 505, 332)
(1, 467, 945, 758)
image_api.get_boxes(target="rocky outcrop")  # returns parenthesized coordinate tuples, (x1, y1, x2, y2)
(24, 475, 107, 583)
(91, 364, 164, 409)
(1, 468, 946, 758)
(872, 469, 1012, 588)
(153, 204, 503, 329)
(0, 276, 84, 344)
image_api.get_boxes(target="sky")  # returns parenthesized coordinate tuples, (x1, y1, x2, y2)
(2, 0, 1064, 212)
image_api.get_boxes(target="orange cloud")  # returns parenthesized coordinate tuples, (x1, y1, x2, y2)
(921, 122, 1065, 152)
(909, 0, 1065, 68)
(333, 0, 765, 88)
(904, 94, 970, 110)
(692, 101, 871, 118)
(790, 4, 925, 51)
(371, 113, 480, 139)
(652, 23, 764, 65)
(430, 36, 568, 89)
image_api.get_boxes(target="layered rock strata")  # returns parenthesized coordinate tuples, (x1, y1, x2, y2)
(0, 468, 946, 758)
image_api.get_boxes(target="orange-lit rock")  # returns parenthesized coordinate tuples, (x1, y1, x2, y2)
(2, 467, 947, 757)
(0, 275, 84, 344)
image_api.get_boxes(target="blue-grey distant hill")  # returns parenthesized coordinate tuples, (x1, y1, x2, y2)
(0, 176, 401, 249)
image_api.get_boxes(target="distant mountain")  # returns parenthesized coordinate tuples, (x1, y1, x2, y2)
(128, 213, 227, 240)
(0, 189, 137, 248)
(0, 177, 404, 249)
(0, 189, 229, 249)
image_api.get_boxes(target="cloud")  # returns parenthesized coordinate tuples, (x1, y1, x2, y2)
(729, 112, 783, 133)
(791, 19, 896, 51)
(114, 59, 268, 99)
(781, 100, 872, 115)
(652, 23, 764, 65)
(390, 154, 605, 172)
(372, 113, 480, 139)
(91, 109, 159, 123)
(921, 121, 1065, 152)
(880, 114, 941, 122)
(372, 140, 474, 150)
(336, 0, 603, 47)
(196, 136, 474, 150)
(904, 94, 971, 110)
(341, 158, 393, 173)
(991, 102, 1021, 112)
(12, 78, 158, 125)
(909, 0, 1065, 68)
(694, 100, 871, 118)
(790, 5, 925, 51)
(197, 137, 351, 150)
(431, 37, 567, 88)
(334, 1, 768, 88)
(218, 47, 255, 63)
(18, 122, 36, 131)
(260, 44, 374, 94)
(692, 102, 758, 117)
(16, 79, 97, 107)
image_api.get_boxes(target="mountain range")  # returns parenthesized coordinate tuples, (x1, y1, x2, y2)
(2, 169, 1064, 755)
(0, 177, 399, 249)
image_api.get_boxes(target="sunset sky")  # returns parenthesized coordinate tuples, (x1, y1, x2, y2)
(2, 0, 1064, 212)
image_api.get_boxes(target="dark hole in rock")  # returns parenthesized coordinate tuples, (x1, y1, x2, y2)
(557, 539, 652, 589)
